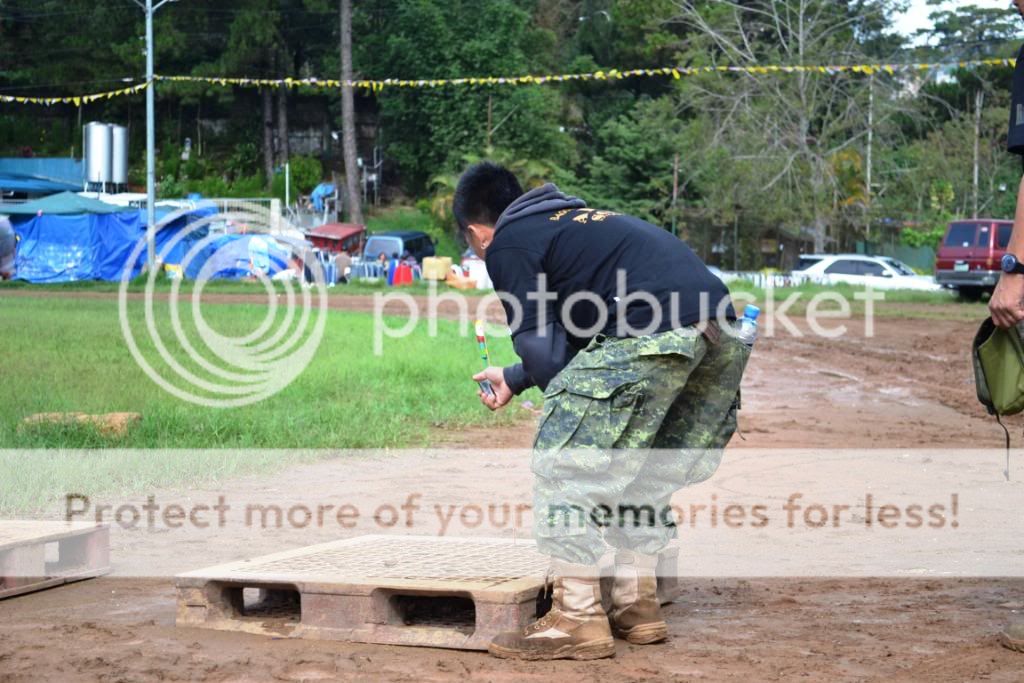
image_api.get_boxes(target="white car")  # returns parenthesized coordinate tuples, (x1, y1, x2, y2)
(793, 254, 943, 291)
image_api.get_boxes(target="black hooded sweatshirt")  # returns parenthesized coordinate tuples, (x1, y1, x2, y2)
(485, 183, 733, 395)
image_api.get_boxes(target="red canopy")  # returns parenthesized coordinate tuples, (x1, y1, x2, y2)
(307, 223, 365, 253)
(308, 223, 364, 241)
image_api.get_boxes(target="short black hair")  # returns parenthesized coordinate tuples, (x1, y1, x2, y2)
(452, 162, 524, 236)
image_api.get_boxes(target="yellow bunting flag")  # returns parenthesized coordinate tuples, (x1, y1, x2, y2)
(0, 59, 1018, 106)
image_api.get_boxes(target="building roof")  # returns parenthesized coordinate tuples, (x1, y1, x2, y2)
(0, 158, 83, 194)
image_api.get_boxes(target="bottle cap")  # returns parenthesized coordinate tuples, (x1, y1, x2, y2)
(743, 304, 761, 320)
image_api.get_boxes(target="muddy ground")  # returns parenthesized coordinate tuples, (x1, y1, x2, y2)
(3, 296, 1024, 682)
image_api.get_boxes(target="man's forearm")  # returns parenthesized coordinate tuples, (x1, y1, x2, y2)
(1010, 174, 1024, 259)
(989, 173, 1024, 327)
(504, 323, 576, 395)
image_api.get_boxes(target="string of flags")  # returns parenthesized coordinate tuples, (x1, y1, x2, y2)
(0, 58, 1017, 106)
(155, 58, 1020, 90)
(0, 81, 150, 107)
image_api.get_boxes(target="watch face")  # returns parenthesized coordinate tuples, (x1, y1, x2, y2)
(1003, 253, 1018, 273)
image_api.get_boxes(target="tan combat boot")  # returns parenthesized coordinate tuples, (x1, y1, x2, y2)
(1001, 619, 1024, 652)
(488, 559, 615, 660)
(608, 550, 668, 644)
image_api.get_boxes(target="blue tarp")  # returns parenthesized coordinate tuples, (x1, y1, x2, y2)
(11, 200, 292, 283)
(0, 158, 83, 195)
(310, 182, 335, 212)
(12, 210, 143, 283)
(142, 203, 221, 275)
(183, 234, 290, 280)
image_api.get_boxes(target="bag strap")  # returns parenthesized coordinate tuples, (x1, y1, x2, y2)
(996, 413, 1011, 482)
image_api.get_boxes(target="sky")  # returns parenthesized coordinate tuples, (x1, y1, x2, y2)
(894, 0, 1016, 40)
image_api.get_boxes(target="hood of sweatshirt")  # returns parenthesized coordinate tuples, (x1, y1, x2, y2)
(493, 183, 587, 233)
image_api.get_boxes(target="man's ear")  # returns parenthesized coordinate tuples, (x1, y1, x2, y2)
(467, 223, 496, 247)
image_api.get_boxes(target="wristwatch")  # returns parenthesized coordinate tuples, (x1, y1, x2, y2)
(1001, 253, 1024, 275)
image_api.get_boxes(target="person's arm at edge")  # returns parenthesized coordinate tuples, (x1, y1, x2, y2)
(990, 173, 1024, 328)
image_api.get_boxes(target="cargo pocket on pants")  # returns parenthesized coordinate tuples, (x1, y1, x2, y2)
(532, 373, 642, 479)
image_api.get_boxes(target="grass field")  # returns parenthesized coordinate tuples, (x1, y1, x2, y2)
(0, 296, 535, 513)
(0, 275, 989, 513)
(0, 296, 534, 449)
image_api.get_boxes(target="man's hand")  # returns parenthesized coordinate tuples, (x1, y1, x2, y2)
(989, 274, 1024, 328)
(473, 366, 514, 411)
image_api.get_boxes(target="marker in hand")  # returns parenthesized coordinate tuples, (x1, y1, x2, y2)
(475, 319, 496, 397)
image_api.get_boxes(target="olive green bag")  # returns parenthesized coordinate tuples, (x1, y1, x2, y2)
(973, 318, 1024, 480)
(973, 318, 1024, 417)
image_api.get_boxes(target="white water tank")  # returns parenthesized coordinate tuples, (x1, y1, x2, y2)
(84, 121, 112, 184)
(110, 125, 129, 185)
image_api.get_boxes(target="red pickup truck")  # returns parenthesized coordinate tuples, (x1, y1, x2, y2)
(934, 219, 1013, 299)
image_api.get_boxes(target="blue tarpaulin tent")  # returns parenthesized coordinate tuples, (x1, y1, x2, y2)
(183, 234, 290, 280)
(8, 194, 294, 283)
(9, 194, 142, 282)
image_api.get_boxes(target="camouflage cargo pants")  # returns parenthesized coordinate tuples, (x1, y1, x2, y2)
(532, 323, 751, 565)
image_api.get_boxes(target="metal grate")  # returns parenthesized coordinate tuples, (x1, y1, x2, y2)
(230, 537, 549, 586)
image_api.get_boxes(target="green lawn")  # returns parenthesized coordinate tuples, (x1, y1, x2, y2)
(0, 295, 531, 449)
(0, 296, 535, 513)
(0, 278, 988, 514)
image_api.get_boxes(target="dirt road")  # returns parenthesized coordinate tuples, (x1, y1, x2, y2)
(3, 576, 1022, 682)
(3, 297, 1024, 681)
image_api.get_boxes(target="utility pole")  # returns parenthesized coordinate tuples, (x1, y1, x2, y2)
(733, 185, 740, 271)
(486, 95, 493, 150)
(484, 97, 518, 151)
(134, 0, 177, 269)
(865, 73, 873, 242)
(973, 88, 984, 219)
(733, 212, 739, 271)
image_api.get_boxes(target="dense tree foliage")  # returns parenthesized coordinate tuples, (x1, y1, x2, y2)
(1, 0, 1023, 265)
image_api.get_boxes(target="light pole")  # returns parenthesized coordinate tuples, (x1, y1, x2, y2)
(133, 0, 177, 269)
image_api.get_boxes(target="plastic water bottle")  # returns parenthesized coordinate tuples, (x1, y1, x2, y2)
(736, 304, 760, 347)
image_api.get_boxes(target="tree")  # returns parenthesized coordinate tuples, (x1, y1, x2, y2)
(917, 0, 1022, 60)
(670, 0, 908, 251)
(340, 0, 363, 224)
(351, 0, 572, 193)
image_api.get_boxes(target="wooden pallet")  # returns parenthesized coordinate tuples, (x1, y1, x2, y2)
(176, 535, 681, 651)
(0, 521, 110, 599)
